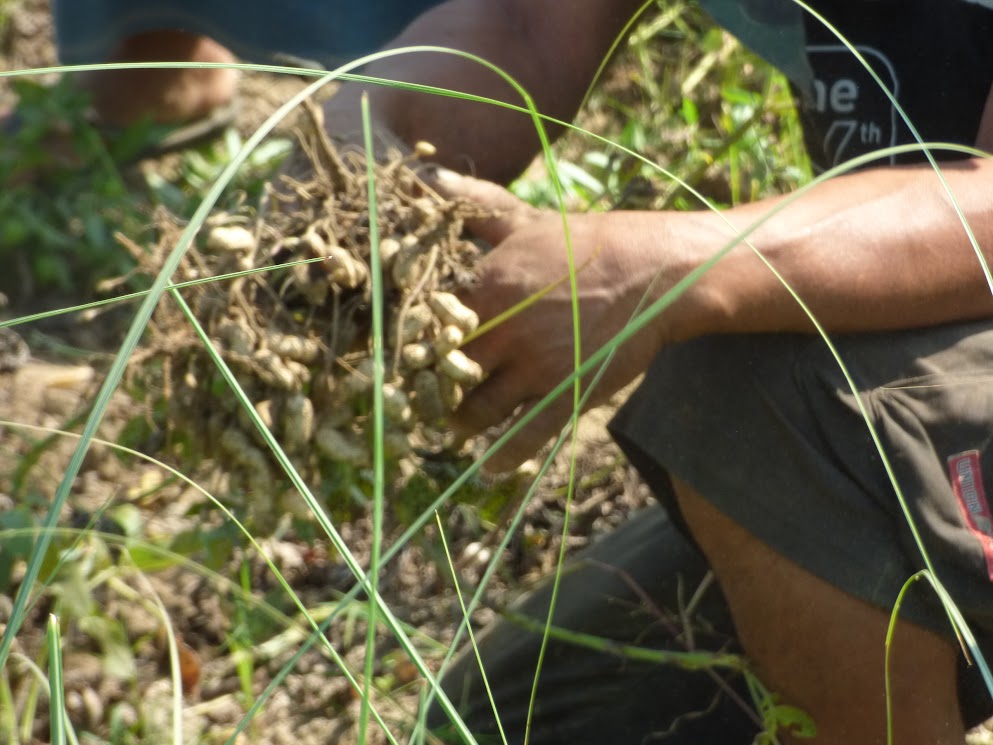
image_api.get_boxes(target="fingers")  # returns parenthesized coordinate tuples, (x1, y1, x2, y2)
(479, 394, 586, 473)
(426, 168, 539, 245)
(453, 368, 587, 473)
(451, 370, 526, 441)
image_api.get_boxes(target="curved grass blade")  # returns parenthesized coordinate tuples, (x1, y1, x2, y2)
(357, 91, 387, 745)
(46, 615, 66, 745)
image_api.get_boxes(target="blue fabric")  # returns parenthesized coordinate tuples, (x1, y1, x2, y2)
(697, 0, 812, 93)
(52, 0, 445, 67)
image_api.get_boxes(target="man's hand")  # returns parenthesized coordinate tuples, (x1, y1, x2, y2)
(432, 170, 688, 471)
(430, 157, 993, 471)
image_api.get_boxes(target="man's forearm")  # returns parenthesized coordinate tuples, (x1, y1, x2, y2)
(324, 0, 643, 183)
(664, 158, 993, 342)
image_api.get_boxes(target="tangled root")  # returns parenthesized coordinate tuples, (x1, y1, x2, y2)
(128, 102, 490, 520)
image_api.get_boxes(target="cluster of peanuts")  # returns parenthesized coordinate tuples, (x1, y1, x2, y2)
(137, 131, 489, 517)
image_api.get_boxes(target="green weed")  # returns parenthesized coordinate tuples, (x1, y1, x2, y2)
(512, 2, 810, 212)
(0, 76, 289, 304)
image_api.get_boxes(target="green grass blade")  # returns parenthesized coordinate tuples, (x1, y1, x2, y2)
(358, 91, 387, 745)
(0, 668, 17, 745)
(578, 0, 659, 112)
(0, 55, 360, 672)
(46, 615, 66, 745)
(6, 22, 989, 741)
(434, 512, 509, 745)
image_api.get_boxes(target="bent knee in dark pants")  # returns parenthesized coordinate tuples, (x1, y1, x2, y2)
(611, 322, 993, 728)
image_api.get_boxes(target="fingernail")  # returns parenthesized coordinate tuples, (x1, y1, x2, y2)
(434, 167, 459, 184)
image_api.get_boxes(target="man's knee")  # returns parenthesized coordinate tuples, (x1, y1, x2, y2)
(671, 477, 966, 745)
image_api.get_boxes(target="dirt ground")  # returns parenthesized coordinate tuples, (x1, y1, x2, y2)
(1, 356, 648, 745)
(0, 3, 655, 743)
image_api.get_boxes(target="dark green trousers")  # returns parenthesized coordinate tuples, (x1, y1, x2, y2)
(426, 505, 761, 744)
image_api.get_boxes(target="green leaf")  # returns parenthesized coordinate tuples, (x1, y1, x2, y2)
(701, 26, 724, 52)
(0, 508, 35, 555)
(681, 96, 700, 126)
(769, 703, 817, 738)
(126, 543, 181, 572)
(55, 575, 95, 620)
(108, 504, 143, 539)
(721, 85, 760, 107)
(0, 509, 36, 592)
(79, 615, 137, 680)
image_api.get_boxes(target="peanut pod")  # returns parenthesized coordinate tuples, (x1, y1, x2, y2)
(437, 349, 484, 386)
(378, 237, 401, 267)
(282, 392, 315, 452)
(428, 291, 478, 333)
(291, 262, 329, 305)
(391, 234, 427, 289)
(217, 319, 257, 356)
(284, 359, 312, 387)
(433, 324, 464, 357)
(342, 358, 376, 397)
(439, 375, 463, 411)
(253, 349, 300, 390)
(220, 428, 271, 474)
(401, 341, 435, 370)
(414, 141, 437, 158)
(324, 245, 368, 291)
(394, 304, 434, 345)
(381, 383, 413, 427)
(299, 229, 329, 257)
(265, 331, 320, 364)
(412, 369, 446, 424)
(206, 225, 256, 254)
(254, 399, 278, 431)
(315, 423, 370, 467)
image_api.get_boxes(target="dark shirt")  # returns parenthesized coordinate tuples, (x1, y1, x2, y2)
(701, 0, 993, 171)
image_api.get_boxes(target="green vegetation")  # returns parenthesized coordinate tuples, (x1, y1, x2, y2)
(0, 76, 288, 304)
(512, 1, 809, 211)
(0, 77, 150, 298)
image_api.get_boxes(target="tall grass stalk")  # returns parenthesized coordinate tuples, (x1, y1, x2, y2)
(0, 670, 16, 744)
(434, 513, 509, 744)
(0, 51, 554, 741)
(46, 615, 66, 745)
(358, 91, 388, 745)
(786, 3, 993, 659)
(794, 0, 993, 690)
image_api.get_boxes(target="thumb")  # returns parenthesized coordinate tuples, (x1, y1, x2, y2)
(428, 168, 539, 246)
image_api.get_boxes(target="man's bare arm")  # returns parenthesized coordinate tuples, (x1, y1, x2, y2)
(324, 0, 644, 183)
(666, 157, 993, 341)
(443, 108, 993, 466)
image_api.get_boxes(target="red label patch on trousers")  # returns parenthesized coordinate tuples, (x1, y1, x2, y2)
(948, 450, 993, 582)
